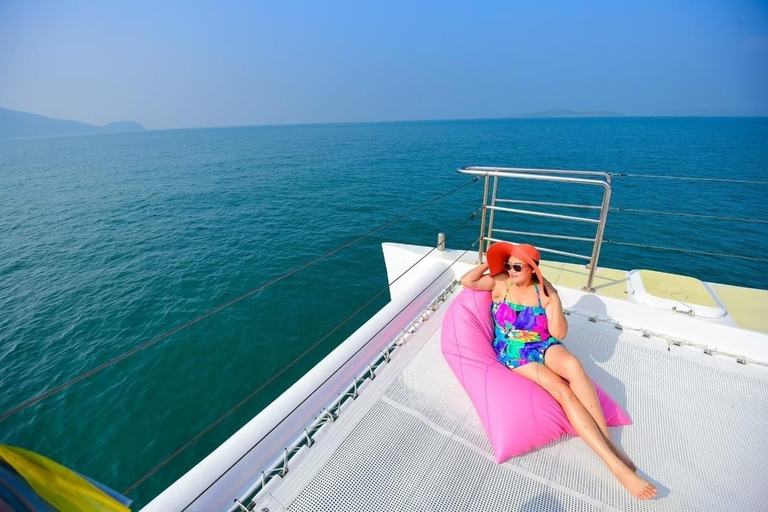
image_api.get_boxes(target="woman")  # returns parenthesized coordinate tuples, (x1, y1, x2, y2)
(460, 241, 657, 500)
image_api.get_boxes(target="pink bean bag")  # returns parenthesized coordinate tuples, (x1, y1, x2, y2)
(441, 287, 631, 463)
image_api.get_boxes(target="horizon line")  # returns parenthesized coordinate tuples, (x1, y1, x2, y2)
(146, 113, 768, 132)
(3, 108, 768, 140)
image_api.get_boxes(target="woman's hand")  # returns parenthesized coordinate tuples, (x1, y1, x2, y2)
(542, 277, 558, 296)
(460, 262, 495, 291)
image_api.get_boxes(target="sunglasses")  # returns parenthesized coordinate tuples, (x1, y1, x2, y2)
(504, 261, 528, 272)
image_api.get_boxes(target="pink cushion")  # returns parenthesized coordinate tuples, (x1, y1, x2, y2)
(441, 287, 631, 463)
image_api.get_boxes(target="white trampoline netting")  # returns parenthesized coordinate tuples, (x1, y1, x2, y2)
(255, 294, 768, 512)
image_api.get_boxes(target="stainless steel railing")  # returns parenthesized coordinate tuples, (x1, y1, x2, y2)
(457, 166, 612, 291)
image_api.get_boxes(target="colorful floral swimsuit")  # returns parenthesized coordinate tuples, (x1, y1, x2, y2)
(492, 282, 562, 369)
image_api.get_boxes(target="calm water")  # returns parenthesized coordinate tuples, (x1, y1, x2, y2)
(1, 117, 767, 507)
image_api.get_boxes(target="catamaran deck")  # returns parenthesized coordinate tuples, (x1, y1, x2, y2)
(253, 287, 768, 512)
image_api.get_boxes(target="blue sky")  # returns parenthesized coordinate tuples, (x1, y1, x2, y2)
(0, 0, 766, 129)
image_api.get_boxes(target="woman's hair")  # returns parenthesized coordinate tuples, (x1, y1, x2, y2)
(531, 261, 540, 283)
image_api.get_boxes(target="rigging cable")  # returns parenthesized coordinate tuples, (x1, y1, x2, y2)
(609, 207, 768, 224)
(122, 210, 481, 496)
(611, 173, 768, 185)
(607, 173, 768, 260)
(0, 177, 480, 424)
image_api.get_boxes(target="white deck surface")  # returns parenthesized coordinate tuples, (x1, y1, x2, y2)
(254, 290, 768, 512)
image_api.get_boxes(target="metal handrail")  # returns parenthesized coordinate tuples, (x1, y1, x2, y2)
(458, 165, 613, 291)
(493, 229, 597, 243)
(487, 205, 601, 224)
(497, 199, 603, 210)
(464, 166, 613, 182)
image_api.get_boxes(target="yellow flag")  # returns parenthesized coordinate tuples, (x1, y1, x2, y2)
(0, 445, 130, 512)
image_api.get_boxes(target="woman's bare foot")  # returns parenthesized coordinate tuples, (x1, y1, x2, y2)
(612, 465, 658, 499)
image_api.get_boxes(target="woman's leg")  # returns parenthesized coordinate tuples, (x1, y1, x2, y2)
(544, 345, 608, 433)
(544, 345, 636, 471)
(514, 362, 657, 499)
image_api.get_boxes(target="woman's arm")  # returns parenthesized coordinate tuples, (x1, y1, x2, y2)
(460, 262, 495, 291)
(543, 280, 568, 339)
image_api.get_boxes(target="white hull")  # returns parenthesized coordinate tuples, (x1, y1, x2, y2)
(144, 242, 768, 512)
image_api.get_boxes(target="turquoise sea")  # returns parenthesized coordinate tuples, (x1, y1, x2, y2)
(1, 117, 767, 507)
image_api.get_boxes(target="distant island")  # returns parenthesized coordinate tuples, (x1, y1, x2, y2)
(514, 109, 623, 118)
(0, 107, 146, 139)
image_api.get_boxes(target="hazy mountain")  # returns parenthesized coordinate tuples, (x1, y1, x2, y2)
(100, 121, 146, 133)
(514, 109, 623, 118)
(0, 107, 146, 139)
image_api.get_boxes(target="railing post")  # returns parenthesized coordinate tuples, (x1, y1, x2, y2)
(585, 184, 612, 292)
(478, 174, 490, 263)
(486, 174, 499, 248)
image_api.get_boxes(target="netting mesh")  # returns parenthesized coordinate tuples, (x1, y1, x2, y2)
(270, 303, 768, 512)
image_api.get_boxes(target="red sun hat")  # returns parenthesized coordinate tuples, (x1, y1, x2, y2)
(486, 241, 549, 296)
